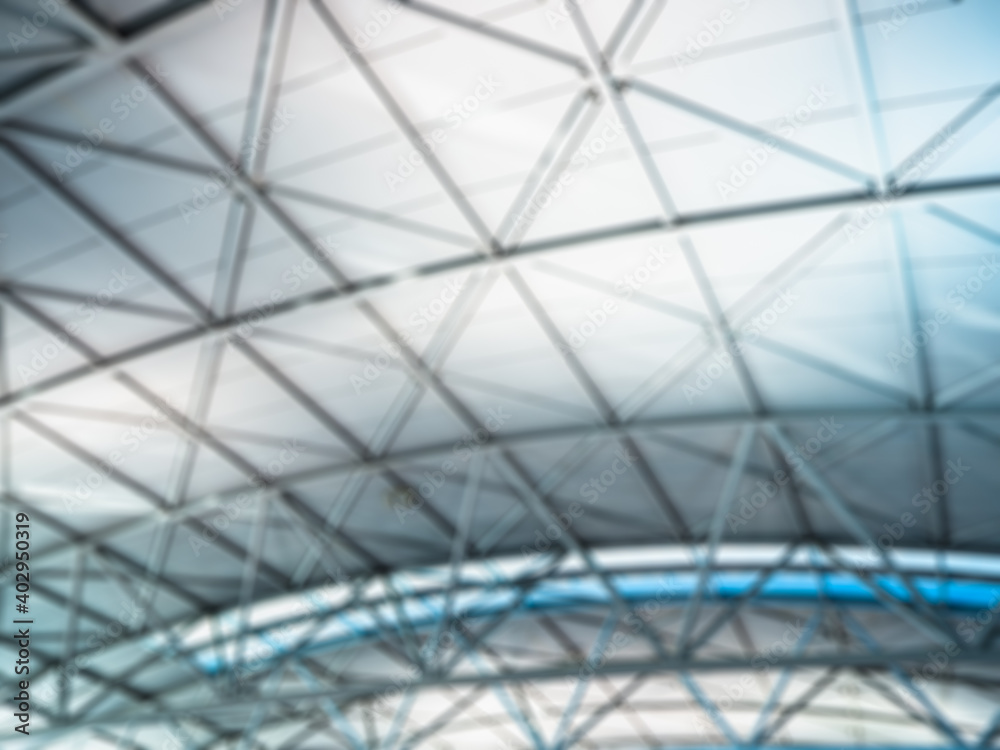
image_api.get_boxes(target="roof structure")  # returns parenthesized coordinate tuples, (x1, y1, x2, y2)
(1, 0, 1000, 748)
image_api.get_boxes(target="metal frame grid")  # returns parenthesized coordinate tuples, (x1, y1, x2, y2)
(0, 0, 999, 747)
